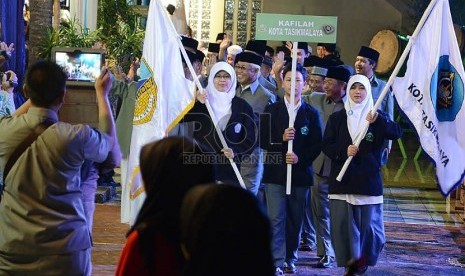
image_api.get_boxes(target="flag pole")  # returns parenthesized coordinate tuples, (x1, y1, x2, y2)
(336, 0, 440, 181)
(286, 42, 298, 195)
(157, 0, 247, 189)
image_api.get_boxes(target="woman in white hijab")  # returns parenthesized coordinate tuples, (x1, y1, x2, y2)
(183, 61, 256, 185)
(322, 74, 402, 276)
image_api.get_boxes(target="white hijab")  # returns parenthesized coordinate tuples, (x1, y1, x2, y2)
(206, 62, 237, 125)
(344, 74, 373, 142)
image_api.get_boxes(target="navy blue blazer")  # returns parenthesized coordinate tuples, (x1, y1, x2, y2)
(183, 97, 256, 184)
(259, 101, 322, 187)
(322, 110, 402, 196)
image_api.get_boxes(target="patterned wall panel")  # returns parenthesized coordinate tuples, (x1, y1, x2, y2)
(224, 0, 235, 33)
(224, 0, 262, 47)
(187, 0, 263, 45)
(236, 0, 248, 46)
(187, 0, 212, 41)
(188, 0, 198, 38)
(250, 1, 262, 39)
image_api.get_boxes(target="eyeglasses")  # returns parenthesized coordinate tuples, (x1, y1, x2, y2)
(214, 74, 231, 80)
(234, 65, 253, 71)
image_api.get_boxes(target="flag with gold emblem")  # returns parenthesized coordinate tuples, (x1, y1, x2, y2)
(126, 0, 195, 224)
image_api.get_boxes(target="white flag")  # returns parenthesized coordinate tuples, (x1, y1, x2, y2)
(126, 0, 195, 224)
(392, 0, 465, 196)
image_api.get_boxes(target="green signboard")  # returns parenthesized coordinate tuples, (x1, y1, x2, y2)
(255, 13, 337, 43)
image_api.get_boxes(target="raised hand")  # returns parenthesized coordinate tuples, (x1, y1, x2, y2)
(219, 33, 232, 50)
(95, 67, 113, 97)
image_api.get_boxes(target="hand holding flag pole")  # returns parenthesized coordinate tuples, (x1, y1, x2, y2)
(336, 0, 439, 182)
(157, 0, 246, 189)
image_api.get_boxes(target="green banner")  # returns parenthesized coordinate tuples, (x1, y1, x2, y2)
(255, 13, 337, 43)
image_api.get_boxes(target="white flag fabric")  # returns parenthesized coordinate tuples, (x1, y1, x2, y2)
(126, 0, 195, 224)
(392, 0, 465, 196)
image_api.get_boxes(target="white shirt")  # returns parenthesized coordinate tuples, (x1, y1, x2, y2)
(284, 96, 302, 121)
(329, 194, 384, 205)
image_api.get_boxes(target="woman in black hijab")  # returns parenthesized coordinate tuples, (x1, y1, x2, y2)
(180, 184, 274, 276)
(116, 137, 214, 276)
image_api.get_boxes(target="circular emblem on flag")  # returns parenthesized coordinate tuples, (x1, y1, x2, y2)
(430, 55, 464, 122)
(133, 77, 158, 125)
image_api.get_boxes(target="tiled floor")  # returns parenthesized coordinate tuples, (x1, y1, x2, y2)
(92, 186, 465, 276)
(93, 159, 465, 275)
(106, 185, 464, 226)
(109, 164, 465, 226)
(110, 166, 465, 226)
(383, 187, 464, 226)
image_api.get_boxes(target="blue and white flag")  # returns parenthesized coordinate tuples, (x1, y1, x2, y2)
(392, 0, 465, 196)
(125, 0, 195, 224)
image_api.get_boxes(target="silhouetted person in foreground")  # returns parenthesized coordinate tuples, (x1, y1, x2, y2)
(181, 184, 274, 276)
(116, 137, 214, 276)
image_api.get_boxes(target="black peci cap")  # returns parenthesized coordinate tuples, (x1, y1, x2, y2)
(326, 66, 350, 83)
(245, 40, 267, 57)
(181, 36, 199, 53)
(304, 55, 329, 68)
(235, 52, 264, 66)
(357, 46, 380, 62)
(317, 43, 336, 53)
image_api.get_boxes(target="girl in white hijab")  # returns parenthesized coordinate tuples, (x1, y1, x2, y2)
(344, 74, 374, 143)
(323, 74, 402, 275)
(187, 61, 256, 185)
(204, 61, 237, 130)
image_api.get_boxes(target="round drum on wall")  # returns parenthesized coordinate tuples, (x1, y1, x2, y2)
(370, 26, 465, 76)
(369, 29, 407, 76)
